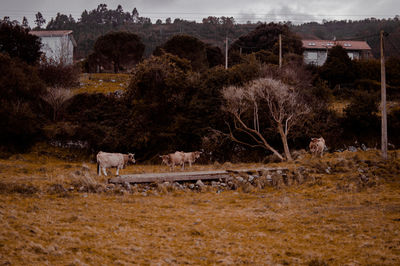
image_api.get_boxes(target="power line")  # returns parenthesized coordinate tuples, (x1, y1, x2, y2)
(341, 33, 381, 40)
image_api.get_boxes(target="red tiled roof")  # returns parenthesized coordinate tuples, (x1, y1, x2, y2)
(29, 30, 73, 37)
(302, 39, 371, 50)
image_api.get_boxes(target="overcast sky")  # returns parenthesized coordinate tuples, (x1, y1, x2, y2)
(1, 0, 399, 26)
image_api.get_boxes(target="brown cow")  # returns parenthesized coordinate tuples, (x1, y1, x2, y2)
(309, 137, 326, 157)
(97, 151, 135, 176)
(160, 151, 185, 171)
(182, 151, 202, 168)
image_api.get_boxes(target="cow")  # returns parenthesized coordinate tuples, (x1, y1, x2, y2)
(96, 151, 135, 176)
(182, 151, 202, 168)
(160, 151, 185, 171)
(309, 137, 326, 158)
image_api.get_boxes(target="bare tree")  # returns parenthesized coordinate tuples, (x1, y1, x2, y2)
(222, 77, 310, 161)
(42, 87, 72, 121)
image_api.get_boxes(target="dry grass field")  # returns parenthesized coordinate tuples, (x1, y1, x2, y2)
(74, 73, 131, 95)
(1, 146, 400, 265)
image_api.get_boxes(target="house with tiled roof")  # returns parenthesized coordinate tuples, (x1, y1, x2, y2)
(302, 39, 372, 66)
(30, 30, 77, 64)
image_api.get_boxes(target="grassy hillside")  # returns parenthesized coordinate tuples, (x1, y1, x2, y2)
(1, 145, 399, 265)
(75, 73, 132, 95)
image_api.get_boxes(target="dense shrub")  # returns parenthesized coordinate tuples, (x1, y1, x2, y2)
(388, 107, 400, 147)
(153, 34, 210, 72)
(63, 93, 135, 153)
(319, 45, 356, 88)
(38, 59, 80, 87)
(0, 22, 41, 65)
(0, 54, 46, 151)
(92, 31, 145, 73)
(229, 23, 303, 66)
(343, 90, 380, 144)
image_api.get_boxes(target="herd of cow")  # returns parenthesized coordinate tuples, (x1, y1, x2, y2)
(96, 137, 326, 176)
(96, 150, 202, 176)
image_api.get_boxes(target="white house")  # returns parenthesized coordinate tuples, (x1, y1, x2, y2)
(30, 30, 77, 64)
(302, 40, 372, 66)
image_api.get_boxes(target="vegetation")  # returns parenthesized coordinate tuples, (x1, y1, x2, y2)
(1, 7, 400, 265)
(0, 53, 46, 152)
(36, 4, 400, 61)
(0, 22, 41, 65)
(0, 145, 400, 264)
(153, 34, 221, 71)
(222, 77, 310, 161)
(1, 16, 400, 158)
(91, 31, 145, 73)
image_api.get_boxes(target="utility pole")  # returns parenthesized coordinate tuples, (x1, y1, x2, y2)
(225, 36, 228, 69)
(279, 34, 282, 68)
(380, 30, 388, 160)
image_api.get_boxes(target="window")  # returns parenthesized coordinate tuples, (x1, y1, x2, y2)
(344, 43, 352, 47)
(308, 42, 316, 46)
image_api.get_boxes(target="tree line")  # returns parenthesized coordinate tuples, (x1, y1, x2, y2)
(3, 4, 399, 59)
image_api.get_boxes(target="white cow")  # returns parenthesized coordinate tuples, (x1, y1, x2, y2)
(309, 137, 326, 157)
(182, 151, 202, 168)
(96, 151, 135, 176)
(160, 151, 185, 171)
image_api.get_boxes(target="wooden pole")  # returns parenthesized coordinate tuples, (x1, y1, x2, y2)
(225, 36, 228, 69)
(279, 34, 282, 68)
(380, 30, 388, 160)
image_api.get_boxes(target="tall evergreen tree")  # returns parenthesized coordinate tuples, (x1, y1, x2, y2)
(34, 12, 46, 29)
(93, 31, 145, 73)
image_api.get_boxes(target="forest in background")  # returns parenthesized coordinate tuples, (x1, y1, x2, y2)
(8, 4, 399, 59)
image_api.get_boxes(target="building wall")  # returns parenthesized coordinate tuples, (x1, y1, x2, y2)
(304, 50, 327, 66)
(304, 49, 362, 66)
(40, 35, 74, 64)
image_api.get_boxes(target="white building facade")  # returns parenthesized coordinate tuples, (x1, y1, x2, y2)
(302, 40, 372, 66)
(30, 30, 77, 64)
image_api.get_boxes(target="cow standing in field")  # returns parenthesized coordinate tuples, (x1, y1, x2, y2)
(160, 151, 185, 171)
(96, 151, 135, 176)
(309, 137, 326, 158)
(182, 151, 202, 168)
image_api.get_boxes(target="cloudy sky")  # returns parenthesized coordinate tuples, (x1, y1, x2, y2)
(1, 0, 399, 26)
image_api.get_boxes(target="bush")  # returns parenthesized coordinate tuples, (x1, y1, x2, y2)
(63, 93, 135, 152)
(38, 59, 80, 88)
(388, 107, 400, 147)
(0, 22, 41, 65)
(353, 79, 380, 92)
(0, 54, 46, 151)
(343, 90, 380, 144)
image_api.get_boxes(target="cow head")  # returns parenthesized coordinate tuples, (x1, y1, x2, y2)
(160, 155, 171, 165)
(128, 153, 136, 164)
(194, 151, 202, 159)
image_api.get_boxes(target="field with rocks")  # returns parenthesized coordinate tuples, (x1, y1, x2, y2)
(1, 145, 400, 265)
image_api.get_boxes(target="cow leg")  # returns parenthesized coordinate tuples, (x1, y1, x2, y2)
(102, 167, 108, 176)
(116, 167, 120, 176)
